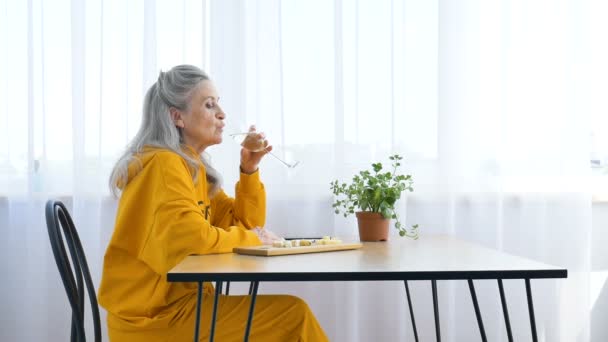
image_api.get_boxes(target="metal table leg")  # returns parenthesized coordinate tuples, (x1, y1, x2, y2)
(525, 279, 538, 342)
(432, 280, 441, 342)
(467, 279, 487, 342)
(244, 281, 259, 342)
(404, 280, 419, 342)
(209, 281, 223, 342)
(194, 282, 203, 342)
(497, 279, 513, 342)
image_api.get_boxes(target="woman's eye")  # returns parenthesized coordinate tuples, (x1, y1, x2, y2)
(205, 102, 215, 109)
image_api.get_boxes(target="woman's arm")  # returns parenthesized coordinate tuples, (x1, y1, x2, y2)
(139, 198, 261, 275)
(137, 152, 262, 275)
(210, 170, 266, 229)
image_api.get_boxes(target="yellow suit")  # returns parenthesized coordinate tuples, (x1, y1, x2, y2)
(98, 148, 328, 341)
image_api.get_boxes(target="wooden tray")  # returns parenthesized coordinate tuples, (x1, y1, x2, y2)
(233, 242, 363, 256)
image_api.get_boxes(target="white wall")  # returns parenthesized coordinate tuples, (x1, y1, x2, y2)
(591, 202, 608, 341)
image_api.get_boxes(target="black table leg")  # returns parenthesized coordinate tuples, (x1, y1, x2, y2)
(248, 281, 254, 295)
(525, 279, 538, 342)
(468, 279, 487, 342)
(497, 279, 513, 342)
(432, 280, 441, 342)
(194, 282, 203, 342)
(225, 281, 231, 295)
(404, 280, 419, 342)
(209, 281, 223, 342)
(244, 281, 259, 342)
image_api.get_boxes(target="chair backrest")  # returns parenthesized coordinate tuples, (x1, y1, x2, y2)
(45, 200, 101, 342)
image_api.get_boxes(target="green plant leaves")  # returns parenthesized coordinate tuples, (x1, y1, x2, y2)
(330, 154, 420, 238)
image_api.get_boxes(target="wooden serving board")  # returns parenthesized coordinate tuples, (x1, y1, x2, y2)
(233, 242, 363, 256)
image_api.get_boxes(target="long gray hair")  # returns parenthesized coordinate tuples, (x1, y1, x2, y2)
(109, 65, 222, 197)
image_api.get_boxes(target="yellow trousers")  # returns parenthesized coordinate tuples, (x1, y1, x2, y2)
(108, 294, 329, 342)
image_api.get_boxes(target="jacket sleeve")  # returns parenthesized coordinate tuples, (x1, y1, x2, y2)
(210, 170, 266, 230)
(138, 154, 261, 275)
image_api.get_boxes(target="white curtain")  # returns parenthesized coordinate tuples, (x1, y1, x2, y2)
(0, 0, 603, 341)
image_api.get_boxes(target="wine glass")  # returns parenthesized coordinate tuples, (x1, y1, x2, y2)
(228, 130, 300, 169)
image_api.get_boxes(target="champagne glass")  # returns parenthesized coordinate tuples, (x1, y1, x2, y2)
(228, 130, 300, 169)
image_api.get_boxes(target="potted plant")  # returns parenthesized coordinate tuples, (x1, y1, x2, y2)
(330, 154, 419, 241)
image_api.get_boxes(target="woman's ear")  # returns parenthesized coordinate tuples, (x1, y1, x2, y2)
(169, 107, 185, 128)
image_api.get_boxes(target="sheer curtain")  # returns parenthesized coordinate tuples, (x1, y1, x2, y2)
(0, 0, 599, 341)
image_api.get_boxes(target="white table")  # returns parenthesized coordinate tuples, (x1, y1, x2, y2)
(168, 235, 567, 342)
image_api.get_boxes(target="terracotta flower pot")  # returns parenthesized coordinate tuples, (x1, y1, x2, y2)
(355, 211, 390, 241)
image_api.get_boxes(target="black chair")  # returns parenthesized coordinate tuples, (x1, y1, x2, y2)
(45, 200, 101, 342)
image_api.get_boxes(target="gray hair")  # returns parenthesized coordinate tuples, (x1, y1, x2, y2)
(109, 64, 222, 197)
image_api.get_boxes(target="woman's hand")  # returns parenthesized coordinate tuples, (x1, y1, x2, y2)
(252, 227, 283, 245)
(240, 126, 272, 174)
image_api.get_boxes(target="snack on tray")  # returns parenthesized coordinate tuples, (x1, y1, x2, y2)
(270, 236, 343, 248)
(317, 236, 342, 245)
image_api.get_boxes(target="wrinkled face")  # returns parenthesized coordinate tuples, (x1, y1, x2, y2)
(172, 80, 225, 153)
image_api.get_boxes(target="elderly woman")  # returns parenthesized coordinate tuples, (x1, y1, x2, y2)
(98, 65, 328, 341)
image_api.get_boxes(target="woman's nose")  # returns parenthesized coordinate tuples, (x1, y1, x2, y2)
(217, 107, 226, 120)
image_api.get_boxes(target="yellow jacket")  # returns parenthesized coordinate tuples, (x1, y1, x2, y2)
(98, 147, 262, 332)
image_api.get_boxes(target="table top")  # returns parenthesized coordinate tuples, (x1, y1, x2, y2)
(167, 235, 567, 282)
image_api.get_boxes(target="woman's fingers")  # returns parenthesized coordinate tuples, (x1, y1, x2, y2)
(253, 227, 283, 245)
